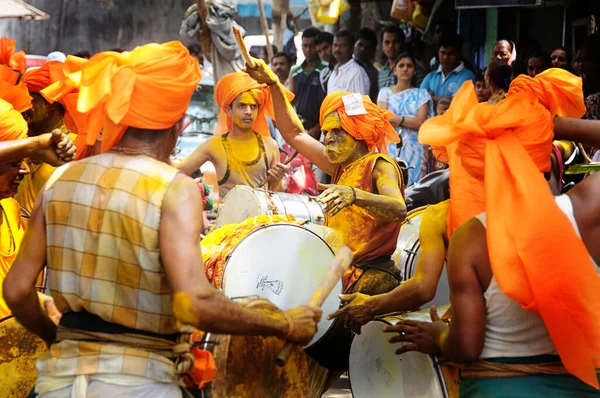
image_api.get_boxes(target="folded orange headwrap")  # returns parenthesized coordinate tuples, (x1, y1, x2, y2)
(0, 99, 28, 141)
(42, 41, 202, 159)
(319, 91, 399, 153)
(22, 61, 65, 93)
(420, 68, 600, 388)
(213, 72, 294, 137)
(0, 37, 26, 74)
(0, 65, 32, 113)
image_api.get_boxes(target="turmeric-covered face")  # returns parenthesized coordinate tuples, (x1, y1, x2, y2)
(228, 91, 258, 130)
(322, 112, 358, 163)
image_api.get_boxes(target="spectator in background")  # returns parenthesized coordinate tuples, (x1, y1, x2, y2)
(527, 52, 551, 78)
(551, 47, 570, 70)
(314, 32, 335, 92)
(492, 40, 517, 65)
(72, 51, 91, 59)
(258, 45, 278, 64)
(421, 33, 475, 103)
(379, 26, 405, 90)
(406, 39, 428, 87)
(377, 53, 434, 185)
(291, 27, 327, 140)
(429, 19, 455, 71)
(475, 68, 492, 103)
(486, 60, 512, 105)
(271, 52, 293, 89)
(354, 27, 379, 102)
(573, 45, 590, 77)
(328, 30, 370, 95)
(436, 97, 450, 116)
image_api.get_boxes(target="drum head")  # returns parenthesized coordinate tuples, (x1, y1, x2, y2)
(222, 224, 340, 347)
(216, 186, 265, 227)
(349, 315, 447, 398)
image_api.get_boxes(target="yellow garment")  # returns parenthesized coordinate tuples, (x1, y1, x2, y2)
(0, 198, 24, 318)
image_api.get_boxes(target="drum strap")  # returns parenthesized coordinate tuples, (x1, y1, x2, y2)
(446, 359, 599, 379)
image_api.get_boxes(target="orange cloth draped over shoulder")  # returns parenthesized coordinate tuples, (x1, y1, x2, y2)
(0, 37, 26, 74)
(319, 91, 399, 154)
(213, 71, 294, 137)
(42, 41, 202, 159)
(419, 68, 600, 388)
(0, 65, 32, 114)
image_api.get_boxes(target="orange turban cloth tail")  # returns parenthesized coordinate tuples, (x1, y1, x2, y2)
(319, 91, 399, 154)
(42, 41, 202, 159)
(213, 72, 294, 137)
(0, 65, 32, 113)
(0, 37, 26, 74)
(22, 61, 66, 94)
(420, 69, 600, 388)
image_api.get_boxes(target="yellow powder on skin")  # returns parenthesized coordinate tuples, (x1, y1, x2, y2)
(232, 91, 259, 129)
(322, 112, 358, 164)
(172, 292, 199, 325)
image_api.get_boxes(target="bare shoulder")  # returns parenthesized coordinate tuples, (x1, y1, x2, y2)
(163, 173, 203, 213)
(422, 200, 450, 235)
(448, 217, 488, 267)
(373, 157, 400, 178)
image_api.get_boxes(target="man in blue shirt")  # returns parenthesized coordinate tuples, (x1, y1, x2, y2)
(421, 33, 475, 104)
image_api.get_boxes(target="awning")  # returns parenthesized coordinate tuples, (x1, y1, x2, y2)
(0, 0, 49, 20)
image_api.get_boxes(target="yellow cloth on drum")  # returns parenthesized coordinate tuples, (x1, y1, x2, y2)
(0, 198, 24, 318)
(201, 215, 299, 289)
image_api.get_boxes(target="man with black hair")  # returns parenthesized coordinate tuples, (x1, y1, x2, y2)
(527, 52, 552, 78)
(271, 51, 293, 88)
(291, 27, 328, 140)
(314, 32, 336, 92)
(354, 27, 379, 102)
(328, 30, 370, 95)
(420, 33, 475, 103)
(379, 26, 405, 89)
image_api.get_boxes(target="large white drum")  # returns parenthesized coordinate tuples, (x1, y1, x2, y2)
(392, 207, 450, 308)
(216, 186, 325, 227)
(349, 306, 458, 398)
(220, 223, 342, 347)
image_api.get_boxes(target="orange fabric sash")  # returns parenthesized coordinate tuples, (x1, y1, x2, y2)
(419, 68, 600, 388)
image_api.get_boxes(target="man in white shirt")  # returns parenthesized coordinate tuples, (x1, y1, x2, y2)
(327, 30, 370, 95)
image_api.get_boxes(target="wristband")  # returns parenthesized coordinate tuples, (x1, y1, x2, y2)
(350, 186, 356, 205)
(400, 116, 406, 127)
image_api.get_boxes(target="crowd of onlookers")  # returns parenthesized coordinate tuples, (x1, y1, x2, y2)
(264, 21, 600, 187)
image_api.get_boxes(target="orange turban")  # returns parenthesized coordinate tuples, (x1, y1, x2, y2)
(0, 65, 32, 113)
(319, 91, 399, 154)
(0, 99, 28, 141)
(214, 72, 294, 137)
(22, 61, 65, 93)
(0, 37, 26, 74)
(420, 68, 600, 388)
(42, 41, 202, 159)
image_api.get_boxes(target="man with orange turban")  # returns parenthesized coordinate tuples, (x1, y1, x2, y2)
(3, 41, 320, 397)
(176, 71, 294, 197)
(387, 68, 600, 397)
(15, 61, 77, 215)
(245, 58, 406, 396)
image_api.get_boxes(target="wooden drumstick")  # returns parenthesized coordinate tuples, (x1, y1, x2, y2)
(232, 26, 255, 68)
(275, 246, 354, 367)
(256, 152, 299, 189)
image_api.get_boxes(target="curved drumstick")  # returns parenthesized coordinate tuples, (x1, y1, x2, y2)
(256, 151, 298, 189)
(232, 26, 255, 68)
(275, 246, 354, 367)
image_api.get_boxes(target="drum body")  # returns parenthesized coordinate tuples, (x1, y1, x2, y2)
(0, 316, 48, 397)
(216, 186, 325, 227)
(349, 306, 458, 398)
(199, 297, 309, 398)
(392, 207, 450, 308)
(220, 224, 341, 347)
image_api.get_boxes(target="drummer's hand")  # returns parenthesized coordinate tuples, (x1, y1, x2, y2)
(316, 183, 355, 216)
(267, 163, 289, 184)
(383, 306, 446, 355)
(245, 58, 279, 86)
(283, 305, 322, 345)
(38, 292, 62, 326)
(326, 293, 375, 335)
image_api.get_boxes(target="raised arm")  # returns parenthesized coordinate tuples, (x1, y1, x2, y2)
(245, 59, 336, 175)
(162, 173, 320, 342)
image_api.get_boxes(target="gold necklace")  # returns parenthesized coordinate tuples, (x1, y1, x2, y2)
(111, 146, 160, 160)
(222, 133, 265, 166)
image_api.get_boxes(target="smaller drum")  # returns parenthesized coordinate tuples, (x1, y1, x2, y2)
(349, 306, 458, 398)
(216, 186, 325, 227)
(0, 316, 48, 397)
(198, 297, 309, 398)
(392, 206, 450, 308)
